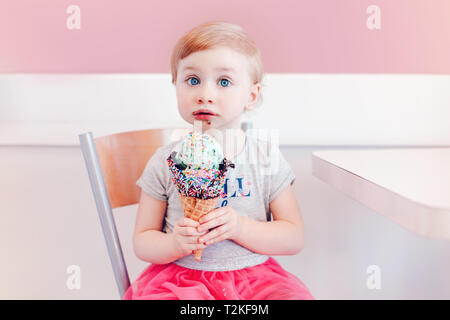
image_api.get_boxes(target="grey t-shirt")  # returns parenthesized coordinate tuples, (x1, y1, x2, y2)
(136, 131, 296, 271)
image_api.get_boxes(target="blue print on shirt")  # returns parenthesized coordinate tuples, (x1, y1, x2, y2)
(220, 177, 251, 207)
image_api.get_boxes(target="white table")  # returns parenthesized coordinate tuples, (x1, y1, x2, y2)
(312, 148, 450, 241)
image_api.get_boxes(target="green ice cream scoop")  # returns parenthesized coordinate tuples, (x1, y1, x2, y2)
(173, 131, 224, 170)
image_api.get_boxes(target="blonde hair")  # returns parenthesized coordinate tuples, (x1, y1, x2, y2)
(170, 20, 265, 110)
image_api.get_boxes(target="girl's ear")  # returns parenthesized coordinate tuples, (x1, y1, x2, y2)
(246, 83, 261, 111)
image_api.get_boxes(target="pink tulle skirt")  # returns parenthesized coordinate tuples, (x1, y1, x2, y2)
(123, 257, 314, 300)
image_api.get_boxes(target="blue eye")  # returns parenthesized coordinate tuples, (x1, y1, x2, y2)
(188, 77, 199, 85)
(187, 77, 231, 87)
(219, 79, 230, 87)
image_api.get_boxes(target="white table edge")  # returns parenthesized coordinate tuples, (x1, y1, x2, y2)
(311, 152, 450, 241)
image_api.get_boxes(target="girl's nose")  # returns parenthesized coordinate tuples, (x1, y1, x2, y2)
(196, 83, 215, 104)
(197, 97, 214, 104)
(197, 91, 214, 104)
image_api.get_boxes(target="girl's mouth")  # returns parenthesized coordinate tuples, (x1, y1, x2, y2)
(193, 109, 218, 121)
(194, 113, 216, 120)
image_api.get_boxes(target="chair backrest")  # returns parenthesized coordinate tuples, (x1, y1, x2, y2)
(95, 128, 182, 208)
(79, 127, 189, 298)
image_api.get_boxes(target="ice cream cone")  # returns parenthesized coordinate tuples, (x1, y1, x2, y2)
(179, 195, 219, 261)
(167, 131, 234, 261)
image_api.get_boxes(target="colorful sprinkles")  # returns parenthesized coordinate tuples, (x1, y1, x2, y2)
(167, 152, 234, 200)
(167, 131, 235, 199)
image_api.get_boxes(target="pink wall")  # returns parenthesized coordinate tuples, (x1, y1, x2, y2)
(1, 0, 449, 73)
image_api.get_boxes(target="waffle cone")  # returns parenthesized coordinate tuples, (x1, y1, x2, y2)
(179, 195, 219, 261)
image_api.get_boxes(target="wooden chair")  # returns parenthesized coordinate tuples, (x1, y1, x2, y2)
(79, 127, 189, 298)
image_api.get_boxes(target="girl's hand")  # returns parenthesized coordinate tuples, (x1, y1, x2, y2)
(172, 217, 208, 257)
(197, 206, 243, 245)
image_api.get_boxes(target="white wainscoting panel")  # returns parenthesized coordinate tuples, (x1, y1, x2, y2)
(1, 74, 449, 146)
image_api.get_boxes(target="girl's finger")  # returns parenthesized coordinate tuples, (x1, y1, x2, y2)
(198, 213, 229, 232)
(179, 217, 200, 228)
(182, 235, 202, 244)
(180, 226, 207, 236)
(199, 225, 228, 244)
(199, 207, 226, 224)
(204, 231, 229, 245)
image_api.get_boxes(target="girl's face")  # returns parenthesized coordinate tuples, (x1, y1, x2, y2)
(175, 46, 260, 131)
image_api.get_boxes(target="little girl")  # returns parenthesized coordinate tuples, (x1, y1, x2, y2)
(123, 21, 314, 300)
